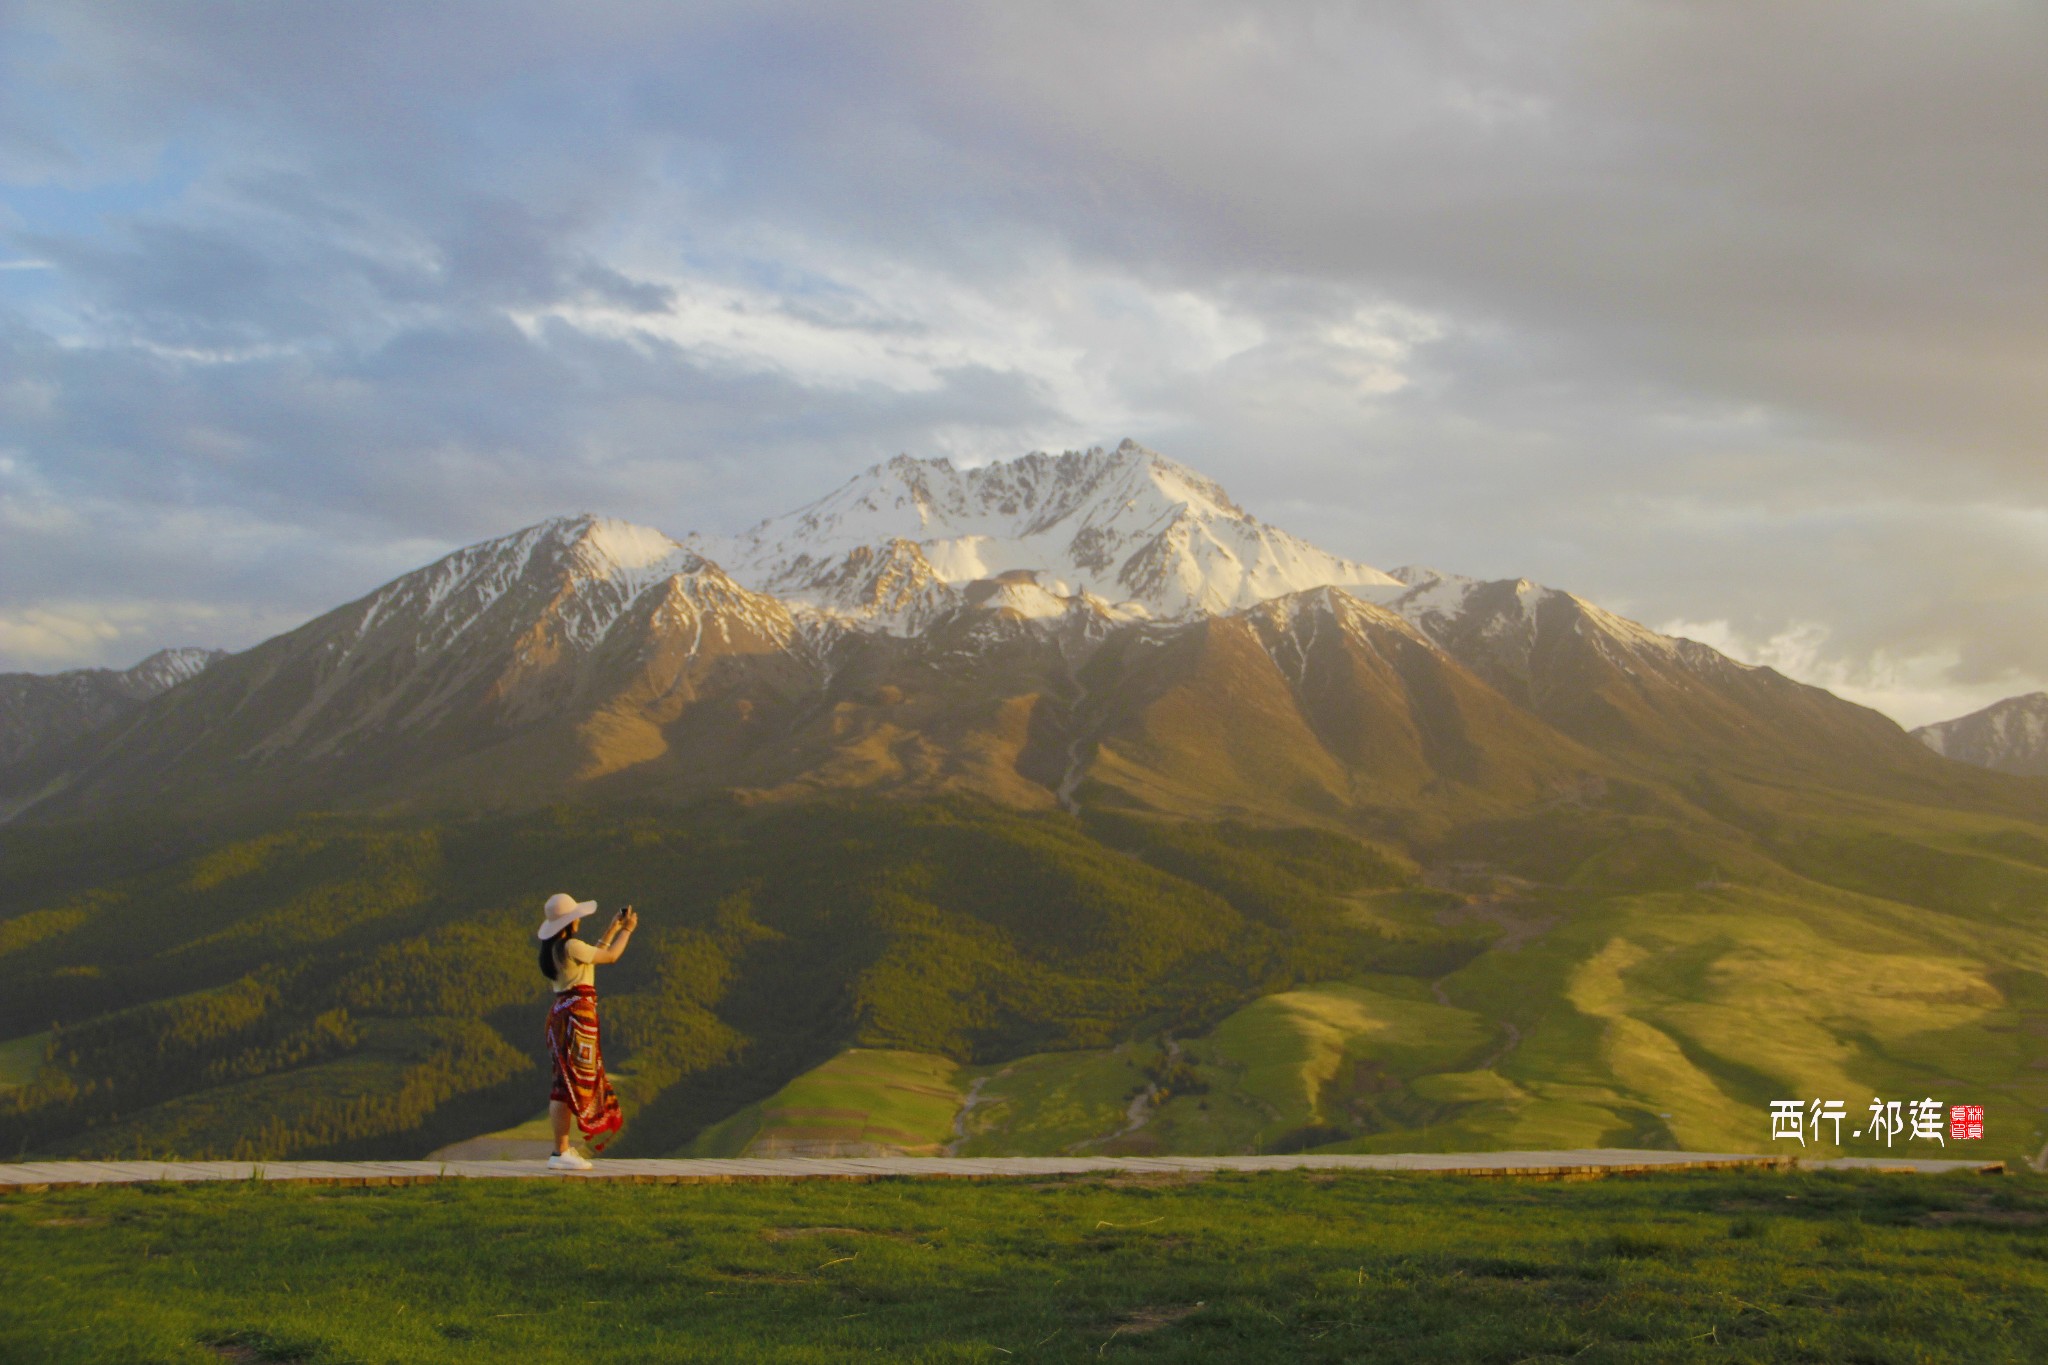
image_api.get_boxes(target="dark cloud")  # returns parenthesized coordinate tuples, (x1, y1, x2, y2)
(0, 1, 2043, 723)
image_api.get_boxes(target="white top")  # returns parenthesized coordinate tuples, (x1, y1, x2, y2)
(551, 937, 600, 993)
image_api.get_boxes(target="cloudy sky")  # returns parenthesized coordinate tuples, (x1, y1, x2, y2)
(2, 1, 2043, 726)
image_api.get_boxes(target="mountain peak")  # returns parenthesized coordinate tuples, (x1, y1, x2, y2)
(341, 514, 707, 660)
(1914, 691, 2048, 776)
(689, 443, 1392, 627)
(532, 515, 693, 578)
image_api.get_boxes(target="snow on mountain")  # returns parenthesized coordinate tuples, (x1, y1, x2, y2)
(351, 514, 714, 653)
(1352, 565, 1690, 679)
(1361, 566, 1500, 636)
(122, 647, 229, 694)
(1241, 584, 1435, 686)
(961, 571, 1079, 622)
(688, 440, 1400, 628)
(1914, 693, 2048, 777)
(8, 447, 1975, 824)
(63, 456, 1724, 767)
(0, 647, 228, 769)
(11, 452, 1734, 783)
(777, 538, 964, 635)
(231, 513, 811, 753)
(676, 436, 1701, 688)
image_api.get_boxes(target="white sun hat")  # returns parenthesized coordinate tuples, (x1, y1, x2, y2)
(537, 892, 597, 940)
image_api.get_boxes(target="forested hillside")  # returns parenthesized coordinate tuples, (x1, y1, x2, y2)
(0, 802, 1413, 1160)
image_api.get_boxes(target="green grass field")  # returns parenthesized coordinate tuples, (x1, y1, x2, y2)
(2, 1169, 2043, 1362)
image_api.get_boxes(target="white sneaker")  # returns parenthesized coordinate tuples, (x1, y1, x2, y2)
(547, 1150, 593, 1171)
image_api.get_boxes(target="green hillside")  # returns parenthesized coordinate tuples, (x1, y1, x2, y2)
(3, 784, 2046, 1168)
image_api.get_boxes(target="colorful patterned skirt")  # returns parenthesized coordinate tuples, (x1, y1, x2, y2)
(546, 985, 622, 1148)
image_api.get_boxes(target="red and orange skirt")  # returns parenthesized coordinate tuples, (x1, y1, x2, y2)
(545, 985, 622, 1148)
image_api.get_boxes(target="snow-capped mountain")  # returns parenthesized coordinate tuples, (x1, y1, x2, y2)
(688, 440, 1399, 627)
(221, 513, 804, 753)
(339, 513, 791, 669)
(0, 515, 824, 818)
(1361, 566, 1691, 667)
(3, 443, 1990, 823)
(678, 442, 1753, 726)
(1914, 693, 2048, 777)
(0, 647, 227, 770)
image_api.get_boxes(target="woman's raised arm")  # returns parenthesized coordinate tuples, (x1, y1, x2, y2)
(592, 905, 638, 964)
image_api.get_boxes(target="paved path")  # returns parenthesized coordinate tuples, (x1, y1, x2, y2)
(0, 1148, 2005, 1191)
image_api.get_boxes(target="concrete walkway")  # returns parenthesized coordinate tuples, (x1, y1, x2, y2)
(0, 1148, 2006, 1191)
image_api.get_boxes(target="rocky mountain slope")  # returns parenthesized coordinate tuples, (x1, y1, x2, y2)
(0, 518, 815, 819)
(1915, 692, 2048, 777)
(0, 648, 223, 771)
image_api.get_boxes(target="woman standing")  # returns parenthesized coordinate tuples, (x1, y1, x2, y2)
(536, 892, 637, 1170)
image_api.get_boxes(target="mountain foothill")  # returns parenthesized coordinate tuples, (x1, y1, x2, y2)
(4, 441, 2045, 1169)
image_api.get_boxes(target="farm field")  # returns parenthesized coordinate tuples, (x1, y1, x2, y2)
(1, 1168, 2043, 1362)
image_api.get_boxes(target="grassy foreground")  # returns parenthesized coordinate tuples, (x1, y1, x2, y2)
(2, 1170, 2045, 1363)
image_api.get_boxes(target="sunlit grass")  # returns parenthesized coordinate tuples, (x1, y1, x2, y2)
(959, 1047, 1151, 1156)
(690, 1049, 966, 1157)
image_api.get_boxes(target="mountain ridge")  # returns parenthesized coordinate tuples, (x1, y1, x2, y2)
(0, 647, 225, 772)
(3, 444, 2035, 826)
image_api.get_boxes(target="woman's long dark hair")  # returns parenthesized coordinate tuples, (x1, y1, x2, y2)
(538, 921, 576, 982)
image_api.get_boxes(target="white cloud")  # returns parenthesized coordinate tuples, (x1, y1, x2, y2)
(1, 0, 2043, 727)
(0, 600, 201, 667)
(507, 246, 1434, 459)
(1659, 617, 2043, 730)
